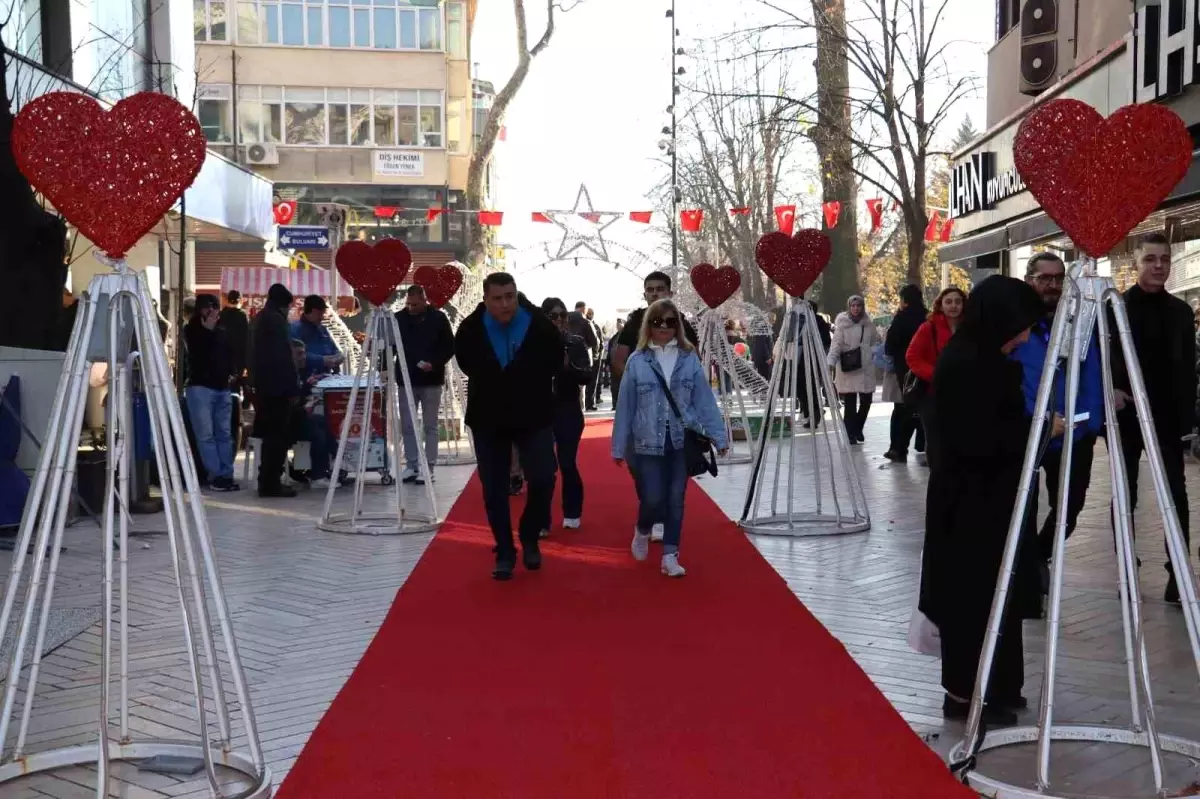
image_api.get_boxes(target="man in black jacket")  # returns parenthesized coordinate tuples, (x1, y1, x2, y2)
(219, 290, 251, 452)
(455, 272, 562, 580)
(394, 284, 455, 484)
(250, 283, 300, 498)
(884, 284, 928, 463)
(569, 302, 600, 410)
(1110, 233, 1197, 605)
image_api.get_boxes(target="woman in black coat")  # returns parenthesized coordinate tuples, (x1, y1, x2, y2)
(540, 297, 593, 532)
(919, 275, 1049, 725)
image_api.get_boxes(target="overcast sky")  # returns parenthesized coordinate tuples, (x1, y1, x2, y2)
(470, 0, 991, 325)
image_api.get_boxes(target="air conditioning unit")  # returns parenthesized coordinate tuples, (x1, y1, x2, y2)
(244, 142, 279, 165)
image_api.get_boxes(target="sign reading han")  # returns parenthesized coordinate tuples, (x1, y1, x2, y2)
(950, 152, 1028, 218)
(1129, 0, 1200, 102)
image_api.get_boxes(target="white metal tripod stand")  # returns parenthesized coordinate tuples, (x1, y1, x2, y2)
(0, 261, 270, 797)
(950, 259, 1200, 797)
(739, 297, 870, 535)
(696, 310, 769, 466)
(318, 305, 441, 535)
(436, 360, 475, 467)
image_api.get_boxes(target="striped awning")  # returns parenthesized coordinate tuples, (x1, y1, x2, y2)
(220, 267, 354, 297)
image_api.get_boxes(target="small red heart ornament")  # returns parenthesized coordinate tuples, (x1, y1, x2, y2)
(412, 264, 463, 308)
(335, 239, 412, 306)
(755, 229, 831, 297)
(690, 264, 741, 308)
(11, 91, 207, 259)
(1014, 99, 1193, 258)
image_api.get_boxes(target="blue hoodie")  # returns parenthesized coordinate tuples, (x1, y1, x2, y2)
(481, 306, 531, 368)
(1011, 318, 1104, 449)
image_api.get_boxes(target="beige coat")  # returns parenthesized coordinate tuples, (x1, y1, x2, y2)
(827, 312, 880, 394)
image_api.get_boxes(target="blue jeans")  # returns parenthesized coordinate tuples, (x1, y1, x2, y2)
(184, 386, 233, 481)
(631, 439, 688, 554)
(474, 426, 556, 556)
(295, 412, 331, 478)
(552, 405, 584, 519)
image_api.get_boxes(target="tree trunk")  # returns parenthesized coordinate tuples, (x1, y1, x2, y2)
(811, 0, 859, 313)
(0, 38, 69, 352)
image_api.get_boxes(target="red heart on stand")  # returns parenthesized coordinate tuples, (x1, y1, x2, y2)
(1014, 99, 1193, 257)
(690, 263, 741, 308)
(335, 239, 412, 306)
(11, 91, 208, 259)
(413, 264, 464, 308)
(755, 229, 831, 297)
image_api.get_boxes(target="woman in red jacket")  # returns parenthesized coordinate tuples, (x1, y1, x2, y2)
(906, 287, 966, 468)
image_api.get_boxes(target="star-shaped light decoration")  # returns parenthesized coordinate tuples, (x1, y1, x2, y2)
(545, 184, 622, 262)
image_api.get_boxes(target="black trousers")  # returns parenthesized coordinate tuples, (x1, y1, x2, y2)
(585, 363, 601, 408)
(1112, 424, 1191, 576)
(889, 404, 925, 454)
(841, 392, 872, 439)
(940, 610, 1024, 704)
(474, 426, 556, 556)
(553, 405, 585, 519)
(253, 395, 293, 490)
(1035, 434, 1097, 561)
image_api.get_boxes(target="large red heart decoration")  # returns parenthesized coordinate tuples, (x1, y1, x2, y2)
(11, 91, 207, 259)
(690, 263, 741, 308)
(755, 229, 831, 297)
(335, 239, 412, 306)
(412, 264, 464, 308)
(1014, 99, 1193, 258)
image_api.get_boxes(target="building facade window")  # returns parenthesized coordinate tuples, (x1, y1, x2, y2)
(1, 0, 44, 61)
(195, 0, 230, 42)
(446, 98, 465, 153)
(198, 84, 235, 142)
(996, 0, 1019, 41)
(217, 0, 441, 49)
(278, 184, 465, 247)
(446, 1, 465, 58)
(213, 84, 445, 147)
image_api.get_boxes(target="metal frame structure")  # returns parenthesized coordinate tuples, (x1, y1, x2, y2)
(696, 309, 768, 466)
(318, 306, 440, 535)
(950, 260, 1200, 797)
(436, 360, 475, 466)
(739, 297, 870, 536)
(0, 262, 270, 798)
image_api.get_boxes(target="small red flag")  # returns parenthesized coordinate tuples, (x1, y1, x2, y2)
(939, 216, 954, 243)
(426, 208, 445, 223)
(774, 205, 796, 236)
(924, 211, 942, 242)
(272, 200, 295, 225)
(532, 212, 552, 223)
(680, 210, 704, 233)
(822, 201, 841, 229)
(375, 206, 398, 219)
(580, 212, 601, 223)
(730, 207, 751, 216)
(629, 211, 653, 224)
(479, 211, 503, 227)
(865, 198, 884, 234)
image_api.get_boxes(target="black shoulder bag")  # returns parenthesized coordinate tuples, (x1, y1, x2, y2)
(901, 324, 937, 410)
(650, 366, 718, 478)
(839, 325, 864, 373)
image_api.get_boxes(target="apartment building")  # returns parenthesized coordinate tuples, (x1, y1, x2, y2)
(192, 0, 480, 282)
(943, 0, 1200, 303)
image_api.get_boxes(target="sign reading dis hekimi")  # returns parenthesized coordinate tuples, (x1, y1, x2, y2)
(373, 150, 426, 178)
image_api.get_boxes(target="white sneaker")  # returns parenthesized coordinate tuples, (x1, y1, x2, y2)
(563, 518, 581, 529)
(650, 523, 665, 543)
(539, 529, 550, 539)
(311, 478, 330, 489)
(631, 528, 651, 561)
(661, 553, 687, 578)
(401, 467, 419, 484)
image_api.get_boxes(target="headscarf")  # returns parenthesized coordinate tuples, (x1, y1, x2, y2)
(956, 275, 1043, 352)
(847, 294, 866, 322)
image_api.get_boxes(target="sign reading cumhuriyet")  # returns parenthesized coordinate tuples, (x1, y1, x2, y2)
(1129, 0, 1200, 103)
(950, 152, 1028, 219)
(373, 150, 425, 178)
(277, 226, 330, 249)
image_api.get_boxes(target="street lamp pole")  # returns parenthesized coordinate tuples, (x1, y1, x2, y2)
(669, 0, 679, 288)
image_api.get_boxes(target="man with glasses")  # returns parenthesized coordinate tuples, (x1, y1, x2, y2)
(1109, 233, 1197, 605)
(1015, 252, 1104, 595)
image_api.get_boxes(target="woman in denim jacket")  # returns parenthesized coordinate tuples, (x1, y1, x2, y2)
(612, 299, 727, 577)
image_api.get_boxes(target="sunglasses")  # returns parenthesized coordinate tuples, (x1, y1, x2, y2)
(547, 311, 566, 320)
(649, 316, 679, 330)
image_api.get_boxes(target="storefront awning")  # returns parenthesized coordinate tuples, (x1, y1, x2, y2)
(221, 267, 353, 297)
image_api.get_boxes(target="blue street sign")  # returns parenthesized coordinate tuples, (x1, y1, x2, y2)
(277, 226, 330, 249)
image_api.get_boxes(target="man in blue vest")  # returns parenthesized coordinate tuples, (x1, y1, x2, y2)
(1013, 252, 1104, 576)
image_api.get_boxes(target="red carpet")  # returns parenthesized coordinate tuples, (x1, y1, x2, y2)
(277, 421, 972, 798)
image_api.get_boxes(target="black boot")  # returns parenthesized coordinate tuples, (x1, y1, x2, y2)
(942, 695, 1018, 726)
(493, 549, 516, 581)
(521, 538, 542, 571)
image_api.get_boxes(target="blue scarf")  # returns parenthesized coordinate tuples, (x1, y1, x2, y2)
(482, 307, 531, 368)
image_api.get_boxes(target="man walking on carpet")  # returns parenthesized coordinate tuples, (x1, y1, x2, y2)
(455, 272, 563, 580)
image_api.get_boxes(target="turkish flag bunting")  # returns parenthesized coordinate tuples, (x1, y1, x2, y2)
(680, 210, 704, 233)
(629, 211, 653, 223)
(939, 217, 954, 243)
(866, 198, 884, 233)
(532, 212, 552, 223)
(426, 208, 445, 223)
(374, 206, 398, 218)
(924, 211, 942, 242)
(822, 201, 841, 228)
(479, 211, 504, 227)
(730, 207, 751, 216)
(774, 205, 796, 236)
(580, 212, 601, 223)
(272, 200, 295, 225)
